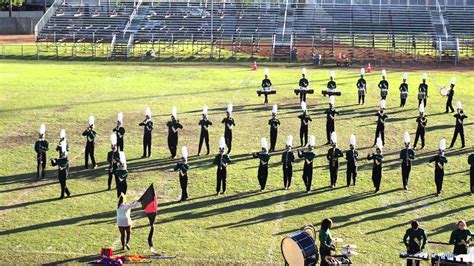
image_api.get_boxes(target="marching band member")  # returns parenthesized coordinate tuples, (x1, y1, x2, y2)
(418, 73, 428, 108)
(325, 96, 339, 145)
(268, 105, 280, 152)
(468, 153, 474, 194)
(327, 132, 343, 188)
(399, 73, 408, 107)
(51, 140, 71, 199)
(113, 112, 126, 151)
(213, 137, 231, 195)
(222, 104, 236, 154)
(116, 151, 128, 197)
(378, 69, 389, 100)
(400, 132, 415, 191)
(139, 107, 154, 158)
(107, 133, 120, 191)
(403, 220, 427, 266)
(449, 220, 472, 255)
(56, 129, 68, 157)
(82, 115, 97, 169)
(282, 135, 295, 190)
(446, 77, 455, 113)
(345, 134, 359, 187)
(298, 101, 312, 147)
(167, 107, 183, 159)
(298, 135, 316, 193)
(429, 139, 447, 196)
(198, 105, 212, 156)
(261, 68, 272, 105)
(357, 68, 367, 105)
(373, 100, 387, 147)
(368, 137, 384, 193)
(35, 124, 49, 179)
(319, 218, 337, 266)
(299, 68, 309, 103)
(327, 71, 336, 91)
(174, 146, 189, 202)
(413, 104, 427, 150)
(449, 101, 467, 149)
(252, 138, 270, 191)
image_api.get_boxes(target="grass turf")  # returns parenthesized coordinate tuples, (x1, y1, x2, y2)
(0, 60, 473, 264)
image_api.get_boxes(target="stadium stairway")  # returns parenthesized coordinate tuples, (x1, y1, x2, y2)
(429, 9, 458, 63)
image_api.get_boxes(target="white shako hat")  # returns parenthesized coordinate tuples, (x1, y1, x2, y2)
(329, 95, 335, 106)
(119, 151, 127, 167)
(111, 133, 117, 147)
(172, 106, 177, 119)
(203, 105, 208, 116)
(117, 112, 123, 124)
(264, 68, 269, 77)
(261, 137, 268, 150)
(331, 132, 338, 145)
(402, 73, 408, 80)
(380, 99, 386, 109)
(145, 107, 151, 117)
(88, 115, 95, 126)
(309, 135, 316, 147)
(456, 101, 462, 110)
(350, 134, 356, 147)
(404, 132, 410, 144)
(60, 140, 68, 155)
(227, 103, 233, 114)
(419, 104, 425, 114)
(302, 67, 307, 76)
(39, 124, 46, 136)
(360, 68, 365, 76)
(219, 136, 226, 149)
(376, 137, 383, 151)
(330, 70, 335, 79)
(439, 138, 446, 151)
(422, 73, 427, 80)
(60, 129, 66, 139)
(450, 77, 456, 85)
(286, 135, 293, 147)
(272, 104, 278, 115)
(301, 101, 307, 112)
(182, 146, 188, 160)
(382, 69, 387, 78)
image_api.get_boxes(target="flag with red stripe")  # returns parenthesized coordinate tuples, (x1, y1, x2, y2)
(139, 184, 158, 215)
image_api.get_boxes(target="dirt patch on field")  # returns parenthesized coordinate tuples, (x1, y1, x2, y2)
(0, 35, 35, 44)
(1, 134, 32, 147)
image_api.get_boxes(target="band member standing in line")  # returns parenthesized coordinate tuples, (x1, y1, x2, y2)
(400, 132, 415, 191)
(325, 96, 339, 145)
(268, 105, 280, 152)
(298, 101, 312, 147)
(345, 134, 359, 187)
(403, 220, 427, 266)
(282, 135, 295, 190)
(213, 137, 231, 195)
(327, 132, 343, 188)
(299, 68, 310, 103)
(399, 73, 408, 107)
(35, 124, 49, 179)
(429, 139, 447, 196)
(174, 146, 189, 202)
(56, 129, 68, 157)
(418, 73, 428, 108)
(413, 104, 427, 150)
(298, 135, 316, 193)
(139, 107, 153, 158)
(446, 77, 456, 113)
(222, 104, 236, 154)
(261, 68, 272, 106)
(378, 69, 389, 100)
(357, 68, 367, 105)
(198, 105, 212, 156)
(449, 220, 472, 255)
(368, 137, 384, 193)
(468, 153, 474, 194)
(327, 71, 336, 91)
(113, 112, 126, 151)
(373, 100, 387, 146)
(167, 107, 183, 159)
(116, 151, 128, 197)
(107, 133, 120, 191)
(252, 138, 270, 191)
(51, 140, 71, 199)
(82, 115, 97, 169)
(449, 101, 467, 149)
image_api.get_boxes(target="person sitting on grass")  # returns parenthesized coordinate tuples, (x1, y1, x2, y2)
(116, 193, 139, 250)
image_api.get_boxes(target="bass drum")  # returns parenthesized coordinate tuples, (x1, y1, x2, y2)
(302, 224, 316, 241)
(281, 231, 319, 266)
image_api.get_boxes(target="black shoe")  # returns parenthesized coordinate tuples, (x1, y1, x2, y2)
(449, 145, 454, 149)
(141, 156, 146, 159)
(206, 152, 210, 155)
(84, 166, 88, 169)
(197, 153, 201, 156)
(461, 145, 465, 148)
(67, 193, 71, 198)
(126, 244, 130, 250)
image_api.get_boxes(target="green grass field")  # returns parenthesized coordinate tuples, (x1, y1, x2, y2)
(0, 60, 473, 264)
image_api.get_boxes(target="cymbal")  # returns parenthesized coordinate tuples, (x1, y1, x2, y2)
(333, 238, 344, 243)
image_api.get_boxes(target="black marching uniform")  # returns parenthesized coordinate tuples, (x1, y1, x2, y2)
(367, 153, 384, 192)
(345, 148, 359, 186)
(198, 118, 212, 155)
(357, 77, 367, 104)
(400, 147, 416, 190)
(282, 149, 295, 189)
(34, 139, 49, 178)
(167, 119, 183, 158)
(213, 153, 231, 194)
(399, 82, 408, 107)
(298, 150, 315, 192)
(222, 117, 236, 154)
(468, 154, 474, 194)
(51, 157, 70, 199)
(413, 115, 427, 149)
(298, 114, 312, 147)
(56, 140, 68, 157)
(174, 162, 190, 202)
(325, 108, 339, 144)
(378, 79, 389, 100)
(115, 168, 128, 197)
(403, 228, 427, 266)
(261, 78, 272, 105)
(82, 127, 97, 168)
(418, 82, 428, 107)
(107, 150, 120, 190)
(450, 112, 467, 148)
(299, 77, 310, 102)
(374, 111, 387, 146)
(449, 228, 472, 255)
(139, 119, 154, 158)
(446, 87, 455, 113)
(268, 117, 280, 152)
(327, 147, 344, 187)
(113, 126, 126, 151)
(253, 152, 270, 191)
(429, 154, 447, 195)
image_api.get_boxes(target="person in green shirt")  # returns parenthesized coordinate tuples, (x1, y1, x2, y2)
(252, 138, 270, 191)
(449, 220, 472, 255)
(319, 218, 336, 266)
(403, 220, 427, 266)
(35, 124, 49, 179)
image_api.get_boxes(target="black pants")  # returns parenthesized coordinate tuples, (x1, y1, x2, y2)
(117, 138, 124, 151)
(283, 165, 293, 189)
(471, 167, 474, 193)
(58, 169, 70, 198)
(225, 131, 232, 154)
(198, 131, 210, 155)
(400, 97, 407, 107)
(300, 126, 308, 146)
(146, 213, 156, 248)
(85, 142, 96, 168)
(374, 125, 385, 145)
(329, 163, 338, 186)
(270, 128, 277, 152)
(143, 133, 152, 158)
(372, 166, 382, 192)
(435, 169, 444, 194)
(300, 93, 307, 103)
(37, 153, 46, 178)
(108, 171, 117, 190)
(302, 165, 313, 192)
(118, 226, 131, 249)
(446, 98, 454, 113)
(264, 94, 268, 104)
(450, 126, 465, 147)
(453, 244, 468, 255)
(258, 164, 268, 190)
(216, 168, 227, 193)
(401, 163, 411, 188)
(407, 246, 421, 266)
(326, 121, 334, 143)
(413, 128, 425, 149)
(168, 134, 178, 158)
(179, 174, 188, 201)
(320, 248, 332, 266)
(117, 180, 127, 198)
(358, 95, 365, 104)
(381, 95, 387, 100)
(346, 164, 357, 186)
(418, 98, 427, 108)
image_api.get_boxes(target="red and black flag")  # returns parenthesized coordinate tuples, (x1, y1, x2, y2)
(140, 184, 158, 248)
